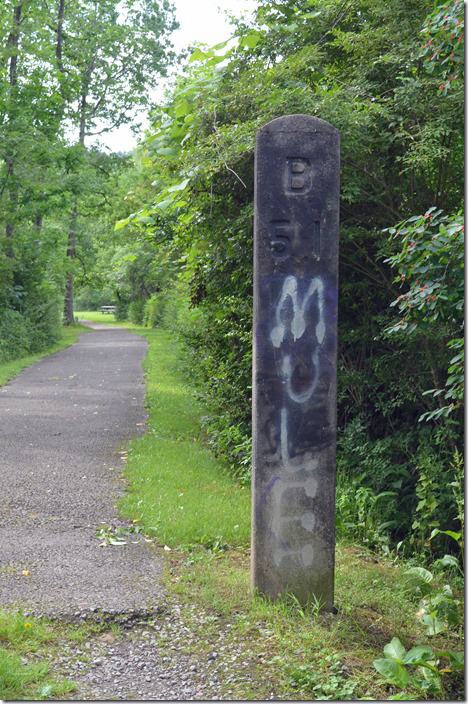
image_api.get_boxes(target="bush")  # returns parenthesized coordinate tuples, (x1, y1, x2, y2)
(143, 293, 167, 327)
(114, 300, 129, 321)
(26, 296, 62, 352)
(159, 283, 253, 479)
(0, 308, 32, 362)
(0, 293, 63, 363)
(128, 299, 145, 325)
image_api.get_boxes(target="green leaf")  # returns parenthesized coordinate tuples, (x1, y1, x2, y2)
(388, 694, 418, 700)
(175, 100, 190, 118)
(157, 147, 179, 157)
(238, 32, 261, 49)
(154, 198, 174, 211)
(179, 212, 194, 225)
(373, 658, 410, 687)
(437, 554, 459, 569)
(167, 178, 190, 193)
(114, 218, 130, 231)
(375, 491, 397, 501)
(384, 637, 407, 661)
(303, 11, 322, 19)
(206, 55, 227, 67)
(405, 566, 433, 584)
(421, 613, 446, 635)
(421, 664, 442, 691)
(189, 47, 213, 62)
(38, 684, 54, 699)
(403, 646, 433, 664)
(437, 651, 464, 669)
(213, 40, 229, 50)
(430, 528, 461, 542)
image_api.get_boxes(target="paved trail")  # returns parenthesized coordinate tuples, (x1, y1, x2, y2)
(0, 324, 279, 700)
(0, 323, 164, 617)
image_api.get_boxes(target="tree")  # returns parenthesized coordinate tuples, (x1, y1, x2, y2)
(53, 0, 178, 321)
(110, 0, 463, 556)
(384, 0, 464, 424)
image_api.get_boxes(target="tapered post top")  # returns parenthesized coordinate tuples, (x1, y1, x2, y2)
(257, 114, 339, 136)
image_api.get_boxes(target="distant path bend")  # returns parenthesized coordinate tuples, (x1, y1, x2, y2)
(0, 322, 164, 617)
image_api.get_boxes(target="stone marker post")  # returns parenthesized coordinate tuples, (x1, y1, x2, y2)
(252, 115, 340, 610)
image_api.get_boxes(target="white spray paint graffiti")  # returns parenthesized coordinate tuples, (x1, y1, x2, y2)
(270, 274, 326, 567)
(271, 276, 325, 349)
(274, 543, 315, 568)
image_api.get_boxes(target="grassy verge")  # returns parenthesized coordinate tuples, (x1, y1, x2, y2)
(0, 612, 77, 700)
(119, 328, 250, 549)
(117, 321, 464, 701)
(0, 323, 88, 387)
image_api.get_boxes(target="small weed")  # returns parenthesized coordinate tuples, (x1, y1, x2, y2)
(284, 591, 324, 619)
(271, 652, 359, 699)
(66, 626, 88, 643)
(373, 636, 464, 699)
(109, 622, 122, 636)
(404, 564, 463, 636)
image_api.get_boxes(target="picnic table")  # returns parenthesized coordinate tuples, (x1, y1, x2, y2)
(101, 306, 117, 314)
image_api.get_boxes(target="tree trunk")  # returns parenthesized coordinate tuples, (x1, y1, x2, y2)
(64, 76, 89, 322)
(5, 4, 22, 253)
(64, 201, 77, 323)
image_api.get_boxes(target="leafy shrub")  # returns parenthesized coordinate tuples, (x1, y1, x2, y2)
(336, 477, 397, 554)
(114, 300, 128, 321)
(0, 294, 63, 362)
(161, 284, 253, 478)
(404, 564, 463, 636)
(0, 308, 32, 362)
(373, 636, 463, 699)
(385, 209, 464, 421)
(128, 298, 145, 325)
(143, 292, 167, 327)
(26, 296, 62, 352)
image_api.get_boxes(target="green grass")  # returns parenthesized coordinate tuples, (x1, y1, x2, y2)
(0, 323, 88, 387)
(75, 309, 141, 328)
(119, 329, 251, 548)
(0, 612, 76, 700)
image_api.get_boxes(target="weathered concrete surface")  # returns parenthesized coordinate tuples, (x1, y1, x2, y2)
(252, 114, 340, 609)
(0, 324, 164, 616)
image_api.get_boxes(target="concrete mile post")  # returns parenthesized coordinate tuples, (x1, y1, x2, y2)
(251, 114, 340, 609)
